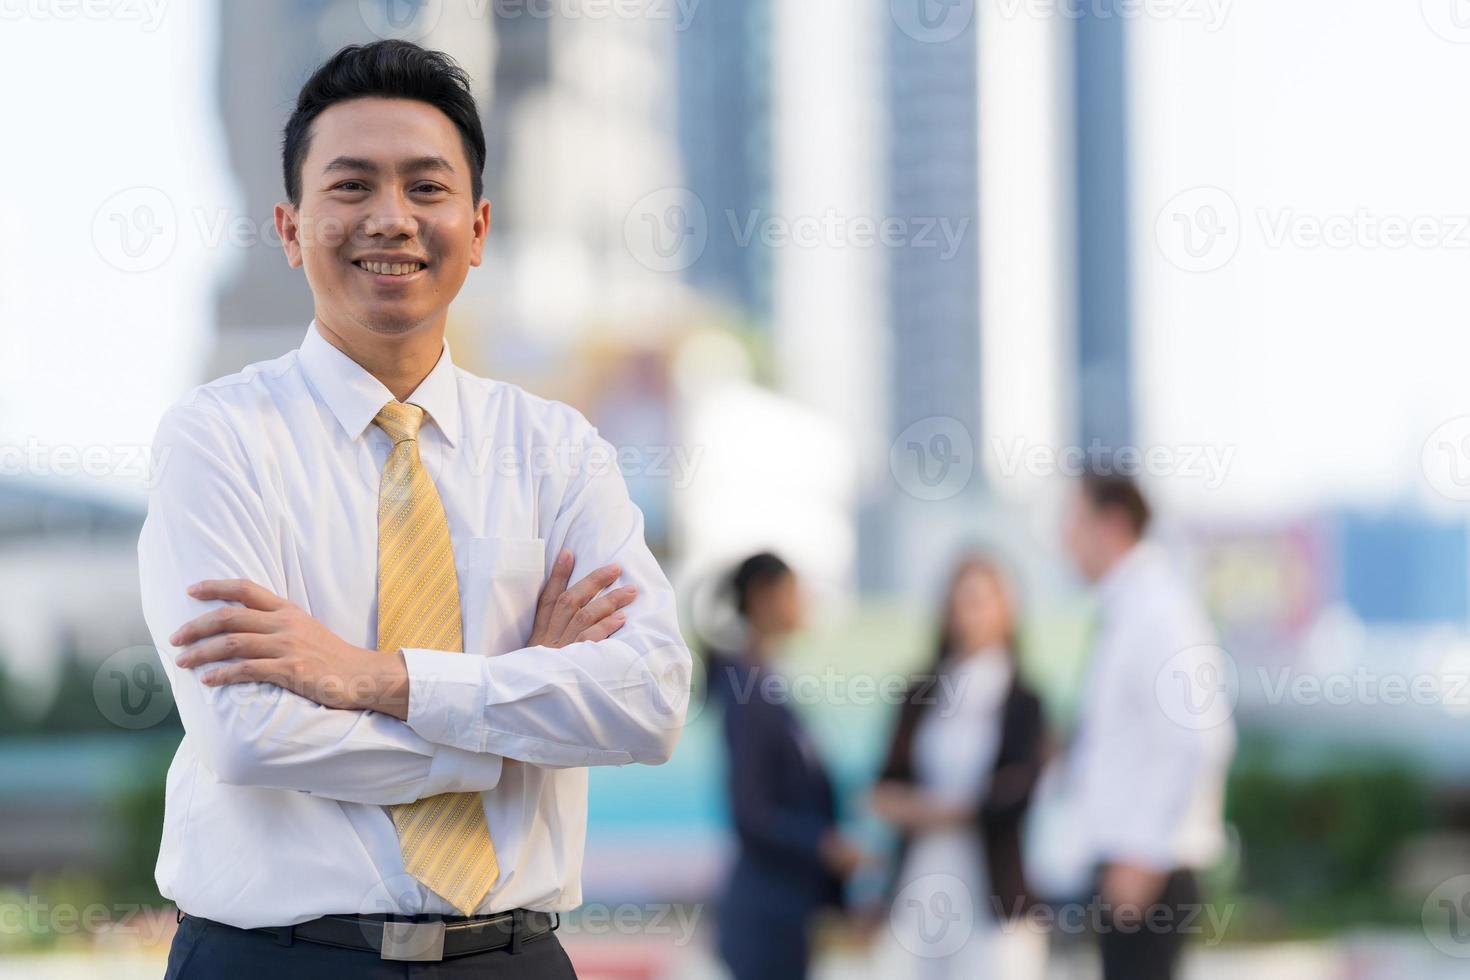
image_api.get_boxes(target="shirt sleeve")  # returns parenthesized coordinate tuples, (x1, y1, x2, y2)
(138, 401, 503, 805)
(399, 420, 691, 768)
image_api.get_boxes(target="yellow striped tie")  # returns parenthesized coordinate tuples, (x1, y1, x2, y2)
(373, 400, 499, 915)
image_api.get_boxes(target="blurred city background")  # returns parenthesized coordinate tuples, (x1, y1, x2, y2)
(4, 0, 1470, 976)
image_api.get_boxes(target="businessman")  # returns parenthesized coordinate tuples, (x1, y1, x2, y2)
(1063, 469, 1235, 980)
(139, 41, 691, 977)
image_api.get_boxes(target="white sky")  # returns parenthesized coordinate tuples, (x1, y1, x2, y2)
(0, 4, 239, 502)
(1131, 0, 1470, 517)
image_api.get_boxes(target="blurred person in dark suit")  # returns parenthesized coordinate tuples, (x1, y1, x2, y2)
(871, 554, 1048, 979)
(1063, 470, 1235, 980)
(708, 553, 864, 980)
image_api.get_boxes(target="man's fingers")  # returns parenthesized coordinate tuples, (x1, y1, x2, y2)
(576, 612, 628, 643)
(528, 551, 575, 646)
(176, 632, 276, 669)
(547, 563, 622, 636)
(532, 549, 570, 617)
(200, 661, 266, 687)
(561, 563, 622, 607)
(564, 585, 639, 639)
(186, 579, 290, 612)
(169, 607, 279, 647)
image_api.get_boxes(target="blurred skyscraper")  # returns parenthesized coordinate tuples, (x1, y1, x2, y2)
(674, 0, 774, 325)
(210, 0, 332, 375)
(884, 14, 982, 452)
(1073, 1, 1134, 448)
(856, 9, 986, 595)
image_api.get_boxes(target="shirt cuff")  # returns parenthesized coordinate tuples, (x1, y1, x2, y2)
(422, 744, 503, 797)
(401, 648, 487, 754)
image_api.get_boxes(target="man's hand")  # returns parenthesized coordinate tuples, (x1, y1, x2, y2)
(527, 550, 638, 648)
(170, 551, 638, 718)
(1102, 861, 1169, 926)
(171, 579, 398, 712)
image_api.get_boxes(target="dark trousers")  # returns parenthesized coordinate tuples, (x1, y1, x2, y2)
(165, 914, 578, 979)
(1096, 868, 1201, 980)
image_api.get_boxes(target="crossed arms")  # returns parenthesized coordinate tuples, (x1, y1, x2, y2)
(138, 403, 691, 806)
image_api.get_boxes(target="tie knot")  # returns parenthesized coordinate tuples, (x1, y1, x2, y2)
(374, 401, 425, 445)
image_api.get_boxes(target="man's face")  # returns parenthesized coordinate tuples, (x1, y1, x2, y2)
(1064, 489, 1108, 583)
(276, 96, 489, 337)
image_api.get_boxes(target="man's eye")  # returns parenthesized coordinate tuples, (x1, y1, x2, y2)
(334, 181, 367, 192)
(413, 183, 444, 194)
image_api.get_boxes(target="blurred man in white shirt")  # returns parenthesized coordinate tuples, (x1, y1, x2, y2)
(1063, 469, 1235, 980)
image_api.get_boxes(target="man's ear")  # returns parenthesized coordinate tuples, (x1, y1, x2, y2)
(275, 202, 304, 269)
(468, 198, 492, 268)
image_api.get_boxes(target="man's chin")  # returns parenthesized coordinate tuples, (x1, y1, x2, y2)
(352, 304, 432, 336)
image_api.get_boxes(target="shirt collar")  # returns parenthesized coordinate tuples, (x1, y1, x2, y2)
(297, 320, 461, 448)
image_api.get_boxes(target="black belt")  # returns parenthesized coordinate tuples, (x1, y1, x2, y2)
(186, 909, 558, 962)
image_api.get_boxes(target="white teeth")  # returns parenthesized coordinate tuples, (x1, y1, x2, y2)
(358, 260, 423, 276)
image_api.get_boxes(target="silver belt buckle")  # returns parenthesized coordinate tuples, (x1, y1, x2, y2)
(380, 919, 446, 961)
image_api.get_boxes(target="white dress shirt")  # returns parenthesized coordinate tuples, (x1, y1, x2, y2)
(1068, 542, 1235, 872)
(137, 321, 691, 929)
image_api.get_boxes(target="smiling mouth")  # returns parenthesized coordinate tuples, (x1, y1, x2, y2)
(354, 260, 427, 276)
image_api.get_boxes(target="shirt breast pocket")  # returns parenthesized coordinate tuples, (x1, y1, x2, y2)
(457, 537, 547, 657)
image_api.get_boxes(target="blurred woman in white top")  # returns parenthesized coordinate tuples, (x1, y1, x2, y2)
(870, 555, 1049, 980)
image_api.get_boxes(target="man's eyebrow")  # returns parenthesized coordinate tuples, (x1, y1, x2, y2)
(320, 155, 457, 175)
(402, 155, 457, 174)
(321, 156, 377, 175)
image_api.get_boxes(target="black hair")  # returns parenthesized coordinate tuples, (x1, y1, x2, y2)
(281, 40, 486, 207)
(1080, 467, 1151, 538)
(729, 552, 793, 619)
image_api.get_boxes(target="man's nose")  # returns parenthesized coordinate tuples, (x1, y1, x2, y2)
(360, 188, 418, 239)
